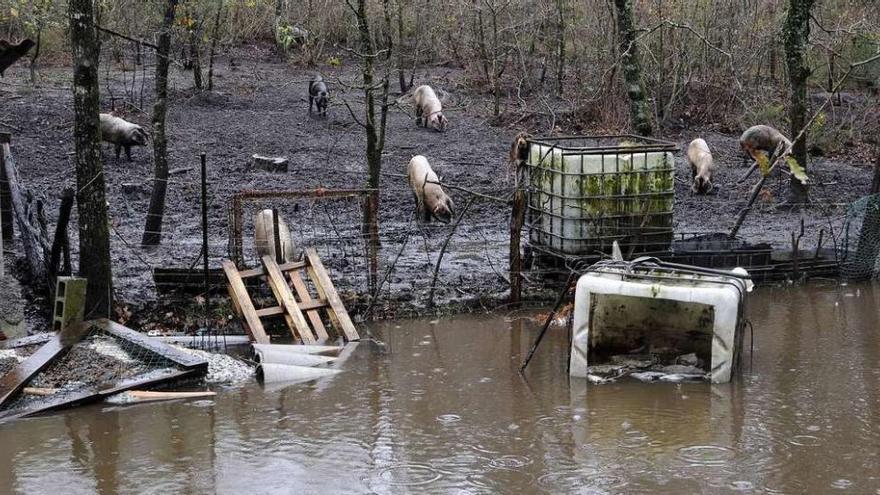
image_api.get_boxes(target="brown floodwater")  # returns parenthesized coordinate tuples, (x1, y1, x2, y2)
(1, 282, 879, 494)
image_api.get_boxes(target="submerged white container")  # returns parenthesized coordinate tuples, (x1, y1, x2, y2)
(526, 136, 677, 255)
(569, 261, 752, 384)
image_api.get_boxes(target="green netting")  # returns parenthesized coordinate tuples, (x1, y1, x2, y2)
(841, 193, 880, 280)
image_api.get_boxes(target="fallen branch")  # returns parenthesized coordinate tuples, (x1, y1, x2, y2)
(95, 25, 159, 50)
(427, 196, 475, 308)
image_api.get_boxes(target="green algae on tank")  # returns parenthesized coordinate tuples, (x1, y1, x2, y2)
(524, 137, 676, 255)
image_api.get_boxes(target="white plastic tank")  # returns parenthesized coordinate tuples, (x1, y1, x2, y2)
(526, 136, 677, 255)
(569, 259, 753, 384)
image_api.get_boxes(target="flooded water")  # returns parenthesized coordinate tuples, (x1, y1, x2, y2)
(2, 282, 880, 494)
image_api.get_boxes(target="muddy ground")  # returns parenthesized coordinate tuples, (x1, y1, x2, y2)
(1, 44, 876, 330)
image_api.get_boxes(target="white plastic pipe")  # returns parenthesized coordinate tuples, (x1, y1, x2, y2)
(256, 363, 341, 384)
(255, 348, 337, 367)
(252, 343, 342, 355)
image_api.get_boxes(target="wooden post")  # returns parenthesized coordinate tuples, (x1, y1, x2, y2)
(271, 207, 282, 264)
(0, 133, 13, 243)
(200, 153, 209, 296)
(509, 167, 526, 306)
(1, 133, 49, 283)
(49, 188, 75, 281)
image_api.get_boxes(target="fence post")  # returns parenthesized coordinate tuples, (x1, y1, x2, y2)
(200, 153, 209, 294)
(509, 165, 526, 306)
(272, 207, 282, 264)
(0, 132, 13, 244)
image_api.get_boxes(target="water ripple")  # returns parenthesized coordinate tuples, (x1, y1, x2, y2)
(372, 463, 443, 487)
(677, 445, 736, 465)
(488, 454, 532, 469)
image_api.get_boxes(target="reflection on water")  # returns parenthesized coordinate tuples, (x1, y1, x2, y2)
(1, 282, 879, 494)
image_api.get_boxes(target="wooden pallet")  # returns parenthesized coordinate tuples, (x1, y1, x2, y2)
(222, 248, 359, 344)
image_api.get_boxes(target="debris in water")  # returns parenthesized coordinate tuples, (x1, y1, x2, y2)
(173, 346, 254, 384)
(675, 353, 701, 367)
(630, 371, 666, 382)
(659, 373, 705, 383)
(587, 374, 615, 384)
(586, 359, 709, 384)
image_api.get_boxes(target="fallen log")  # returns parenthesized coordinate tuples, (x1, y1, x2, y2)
(0, 133, 51, 283)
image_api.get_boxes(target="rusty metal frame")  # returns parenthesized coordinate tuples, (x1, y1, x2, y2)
(227, 188, 372, 268)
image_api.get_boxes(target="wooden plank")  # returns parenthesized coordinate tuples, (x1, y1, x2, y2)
(305, 248, 359, 341)
(94, 320, 209, 371)
(123, 390, 217, 402)
(261, 255, 317, 344)
(0, 321, 91, 408)
(0, 369, 198, 422)
(222, 260, 270, 344)
(254, 299, 328, 318)
(288, 269, 330, 341)
(238, 260, 307, 279)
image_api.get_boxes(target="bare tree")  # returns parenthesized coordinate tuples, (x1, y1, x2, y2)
(346, 0, 392, 292)
(613, 0, 652, 135)
(142, 0, 178, 246)
(783, 0, 814, 203)
(69, 0, 113, 316)
(554, 0, 566, 95)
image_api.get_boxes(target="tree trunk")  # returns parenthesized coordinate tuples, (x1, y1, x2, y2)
(142, 0, 177, 246)
(29, 28, 41, 85)
(783, 0, 813, 203)
(189, 22, 203, 90)
(207, 2, 223, 91)
(871, 145, 880, 195)
(612, 0, 652, 136)
(352, 0, 390, 295)
(396, 0, 407, 93)
(555, 0, 565, 95)
(69, 0, 113, 317)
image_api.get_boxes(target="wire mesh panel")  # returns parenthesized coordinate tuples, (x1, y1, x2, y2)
(840, 193, 880, 280)
(228, 190, 373, 305)
(524, 135, 677, 257)
(0, 322, 206, 419)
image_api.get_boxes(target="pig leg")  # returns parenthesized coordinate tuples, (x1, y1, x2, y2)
(114, 144, 122, 160)
(415, 106, 423, 126)
(309, 95, 314, 113)
(125, 145, 132, 161)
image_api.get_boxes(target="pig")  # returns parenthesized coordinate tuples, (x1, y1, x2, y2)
(0, 38, 36, 77)
(99, 113, 149, 161)
(413, 85, 448, 132)
(309, 74, 329, 116)
(254, 209, 297, 263)
(508, 132, 531, 168)
(407, 155, 454, 223)
(687, 138, 715, 194)
(739, 125, 791, 164)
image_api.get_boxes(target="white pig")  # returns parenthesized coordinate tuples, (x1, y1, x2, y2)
(413, 85, 448, 132)
(687, 138, 716, 194)
(99, 113, 148, 161)
(407, 155, 454, 223)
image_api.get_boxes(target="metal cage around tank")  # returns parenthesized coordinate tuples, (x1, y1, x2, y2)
(522, 135, 678, 259)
